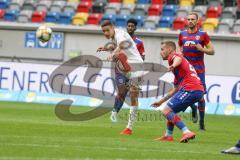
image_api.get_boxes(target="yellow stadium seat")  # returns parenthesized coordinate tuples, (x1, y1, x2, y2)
(68, 0, 80, 2)
(180, 0, 194, 6)
(123, 0, 135, 5)
(72, 13, 89, 25)
(202, 18, 219, 32)
(157, 28, 171, 32)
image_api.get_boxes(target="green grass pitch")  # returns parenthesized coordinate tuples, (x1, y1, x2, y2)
(0, 101, 239, 160)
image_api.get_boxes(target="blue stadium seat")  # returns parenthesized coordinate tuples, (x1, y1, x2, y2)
(45, 12, 60, 23)
(4, 10, 18, 21)
(58, 12, 74, 25)
(137, 0, 150, 4)
(158, 16, 174, 28)
(115, 15, 129, 27)
(101, 14, 116, 24)
(0, 0, 9, 9)
(162, 5, 178, 17)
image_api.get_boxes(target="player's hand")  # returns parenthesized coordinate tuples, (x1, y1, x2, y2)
(168, 65, 174, 72)
(151, 101, 162, 108)
(196, 43, 204, 52)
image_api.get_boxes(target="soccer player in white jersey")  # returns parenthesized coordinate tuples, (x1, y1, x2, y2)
(97, 20, 143, 135)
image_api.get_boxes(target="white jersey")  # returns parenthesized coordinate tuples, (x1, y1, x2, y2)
(112, 29, 143, 64)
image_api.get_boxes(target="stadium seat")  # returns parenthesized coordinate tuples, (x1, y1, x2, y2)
(137, 0, 150, 4)
(22, 0, 35, 11)
(17, 10, 33, 23)
(162, 5, 178, 17)
(173, 17, 186, 30)
(119, 4, 134, 15)
(195, 0, 207, 5)
(193, 5, 207, 17)
(123, 0, 135, 5)
(143, 16, 159, 30)
(109, 0, 122, 3)
(0, 9, 5, 19)
(0, 0, 9, 9)
(101, 14, 116, 24)
(63, 2, 78, 13)
(86, 13, 102, 25)
(159, 16, 174, 28)
(31, 11, 46, 23)
(232, 19, 240, 33)
(180, 0, 194, 6)
(221, 7, 236, 19)
(151, 0, 165, 5)
(207, 6, 222, 18)
(72, 12, 89, 25)
(58, 12, 74, 24)
(115, 15, 129, 27)
(208, 0, 223, 7)
(9, 0, 23, 12)
(91, 2, 105, 13)
(50, 1, 66, 13)
(77, 2, 92, 13)
(148, 4, 163, 16)
(223, 0, 235, 7)
(217, 18, 234, 34)
(45, 12, 60, 23)
(105, 3, 121, 15)
(4, 10, 19, 22)
(36, 0, 51, 12)
(95, 0, 108, 4)
(176, 6, 192, 17)
(133, 4, 148, 16)
(166, 0, 178, 4)
(202, 18, 219, 32)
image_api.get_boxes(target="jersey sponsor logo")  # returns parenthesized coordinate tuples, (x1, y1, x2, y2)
(184, 41, 196, 47)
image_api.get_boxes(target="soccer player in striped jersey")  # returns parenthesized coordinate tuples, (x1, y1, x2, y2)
(97, 20, 143, 135)
(178, 12, 215, 130)
(126, 18, 146, 61)
(152, 41, 204, 143)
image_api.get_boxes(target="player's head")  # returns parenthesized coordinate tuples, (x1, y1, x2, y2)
(101, 20, 115, 39)
(160, 41, 176, 60)
(187, 12, 198, 30)
(127, 18, 137, 36)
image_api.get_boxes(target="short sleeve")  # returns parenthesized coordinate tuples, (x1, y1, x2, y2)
(203, 32, 210, 46)
(178, 33, 183, 46)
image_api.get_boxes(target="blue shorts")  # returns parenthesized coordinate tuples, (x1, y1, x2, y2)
(167, 89, 204, 113)
(115, 72, 129, 86)
(198, 73, 206, 93)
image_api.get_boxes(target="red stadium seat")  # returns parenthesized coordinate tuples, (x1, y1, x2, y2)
(31, 11, 46, 23)
(109, 0, 122, 3)
(151, 0, 165, 5)
(173, 17, 186, 30)
(206, 6, 222, 18)
(148, 4, 163, 16)
(87, 13, 102, 25)
(77, 2, 92, 13)
(0, 9, 5, 19)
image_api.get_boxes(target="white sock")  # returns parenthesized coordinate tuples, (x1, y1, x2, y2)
(127, 106, 138, 130)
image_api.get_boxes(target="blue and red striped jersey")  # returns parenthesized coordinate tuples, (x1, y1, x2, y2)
(168, 53, 204, 92)
(178, 30, 210, 74)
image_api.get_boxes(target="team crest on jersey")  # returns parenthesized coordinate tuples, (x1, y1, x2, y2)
(195, 36, 200, 40)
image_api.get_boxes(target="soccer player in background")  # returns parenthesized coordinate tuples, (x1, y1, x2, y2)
(222, 140, 240, 154)
(97, 20, 144, 135)
(152, 41, 204, 143)
(126, 18, 146, 61)
(178, 12, 215, 130)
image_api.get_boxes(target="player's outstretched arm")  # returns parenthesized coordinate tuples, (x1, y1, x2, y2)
(168, 56, 182, 71)
(151, 87, 178, 108)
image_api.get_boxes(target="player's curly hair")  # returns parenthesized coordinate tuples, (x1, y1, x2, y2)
(127, 18, 138, 27)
